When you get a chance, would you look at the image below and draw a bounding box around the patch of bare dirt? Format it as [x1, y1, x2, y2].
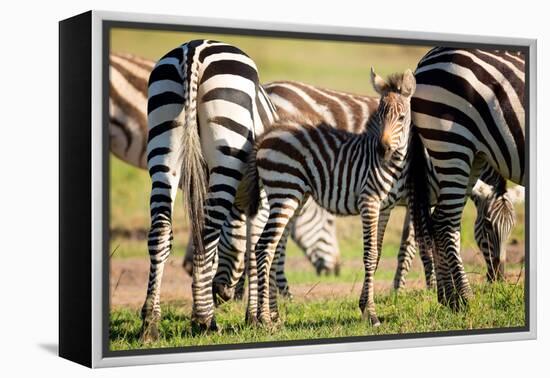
[110, 243, 524, 309]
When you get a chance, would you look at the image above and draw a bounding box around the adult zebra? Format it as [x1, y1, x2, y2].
[143, 40, 278, 338]
[409, 47, 525, 309]
[110, 52, 517, 298]
[109, 52, 341, 302]
[394, 176, 516, 289]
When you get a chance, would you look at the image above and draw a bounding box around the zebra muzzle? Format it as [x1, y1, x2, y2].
[378, 143, 392, 161]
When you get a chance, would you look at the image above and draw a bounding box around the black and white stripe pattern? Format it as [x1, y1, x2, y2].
[107, 53, 343, 299]
[237, 69, 417, 326]
[109, 53, 155, 169]
[393, 166, 518, 290]
[142, 40, 277, 338]
[409, 47, 525, 308]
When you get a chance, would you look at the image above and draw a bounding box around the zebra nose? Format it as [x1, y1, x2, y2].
[378, 142, 391, 160]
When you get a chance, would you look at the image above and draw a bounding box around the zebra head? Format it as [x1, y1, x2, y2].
[369, 68, 416, 162]
[471, 182, 516, 281]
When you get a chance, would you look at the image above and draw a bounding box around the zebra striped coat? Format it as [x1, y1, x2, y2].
[109, 52, 342, 301]
[237, 69, 417, 326]
[110, 52, 517, 298]
[409, 47, 525, 309]
[142, 40, 278, 338]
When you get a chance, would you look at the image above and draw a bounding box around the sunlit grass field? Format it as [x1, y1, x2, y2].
[109, 29, 526, 351]
[110, 282, 525, 350]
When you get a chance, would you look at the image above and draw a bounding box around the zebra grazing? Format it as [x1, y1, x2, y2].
[143, 40, 278, 338]
[393, 178, 516, 290]
[264, 81, 518, 292]
[237, 69, 417, 326]
[471, 177, 516, 281]
[110, 51, 519, 311]
[409, 48, 525, 309]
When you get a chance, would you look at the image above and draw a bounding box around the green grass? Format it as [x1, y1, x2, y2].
[110, 282, 525, 350]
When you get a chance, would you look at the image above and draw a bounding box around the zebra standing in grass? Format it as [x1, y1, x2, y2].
[264, 81, 518, 292]
[393, 178, 517, 290]
[108, 53, 341, 303]
[237, 69, 417, 326]
[409, 47, 525, 309]
[110, 53, 518, 297]
[143, 40, 279, 338]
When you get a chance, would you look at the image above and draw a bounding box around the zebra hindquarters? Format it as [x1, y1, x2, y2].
[189, 95, 257, 331]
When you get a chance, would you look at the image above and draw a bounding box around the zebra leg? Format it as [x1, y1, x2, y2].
[393, 211, 416, 290]
[212, 206, 247, 304]
[393, 211, 436, 290]
[245, 198, 269, 325]
[191, 183, 243, 332]
[275, 226, 292, 298]
[269, 245, 282, 322]
[244, 215, 258, 324]
[431, 194, 473, 310]
[141, 137, 183, 342]
[375, 207, 391, 270]
[358, 198, 381, 327]
[256, 199, 299, 326]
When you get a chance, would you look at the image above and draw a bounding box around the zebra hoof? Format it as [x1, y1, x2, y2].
[437, 284, 472, 311]
[191, 317, 220, 335]
[270, 310, 281, 323]
[370, 315, 381, 327]
[245, 311, 258, 326]
[139, 320, 160, 343]
[258, 313, 273, 328]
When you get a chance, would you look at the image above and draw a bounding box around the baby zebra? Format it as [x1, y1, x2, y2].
[237, 68, 417, 326]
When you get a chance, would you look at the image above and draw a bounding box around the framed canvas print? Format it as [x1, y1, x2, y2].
[59, 10, 537, 368]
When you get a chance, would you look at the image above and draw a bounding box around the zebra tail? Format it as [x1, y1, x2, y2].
[235, 144, 261, 217]
[407, 129, 437, 266]
[179, 60, 208, 260]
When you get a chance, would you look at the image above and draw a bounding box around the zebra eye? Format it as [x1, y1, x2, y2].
[398, 114, 406, 122]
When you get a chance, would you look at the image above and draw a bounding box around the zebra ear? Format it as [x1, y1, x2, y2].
[401, 69, 416, 97]
[370, 67, 387, 95]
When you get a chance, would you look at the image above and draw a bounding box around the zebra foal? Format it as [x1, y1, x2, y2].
[237, 69, 417, 326]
